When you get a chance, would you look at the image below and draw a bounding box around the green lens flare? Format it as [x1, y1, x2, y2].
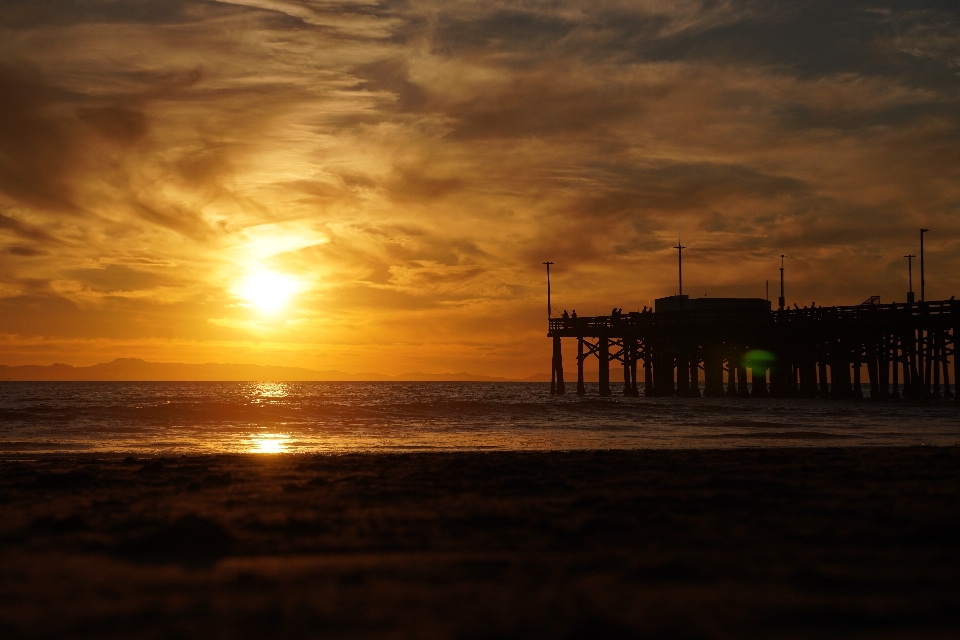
[742, 349, 776, 369]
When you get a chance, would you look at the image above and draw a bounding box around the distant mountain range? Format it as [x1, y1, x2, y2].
[0, 358, 553, 382]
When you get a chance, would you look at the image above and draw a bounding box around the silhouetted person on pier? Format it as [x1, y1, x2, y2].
[571, 310, 577, 318]
[561, 310, 569, 319]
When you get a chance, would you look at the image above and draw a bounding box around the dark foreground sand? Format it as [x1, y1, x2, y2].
[1, 447, 958, 639]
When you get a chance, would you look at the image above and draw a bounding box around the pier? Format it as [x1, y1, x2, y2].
[548, 296, 957, 402]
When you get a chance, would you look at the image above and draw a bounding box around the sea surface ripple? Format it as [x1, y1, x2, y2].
[0, 382, 957, 454]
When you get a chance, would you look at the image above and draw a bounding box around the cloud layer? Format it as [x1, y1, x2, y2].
[1, 0, 959, 374]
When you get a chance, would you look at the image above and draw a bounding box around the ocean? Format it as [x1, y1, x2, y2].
[1, 382, 957, 454]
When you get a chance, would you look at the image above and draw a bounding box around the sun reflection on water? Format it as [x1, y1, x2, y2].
[253, 382, 289, 398]
[249, 433, 290, 454]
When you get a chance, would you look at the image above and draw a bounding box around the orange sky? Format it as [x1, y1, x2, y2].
[1, 1, 959, 376]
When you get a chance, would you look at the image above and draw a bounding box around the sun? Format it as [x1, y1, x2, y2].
[236, 270, 301, 313]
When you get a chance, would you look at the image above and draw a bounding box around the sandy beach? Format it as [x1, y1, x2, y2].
[0, 447, 957, 639]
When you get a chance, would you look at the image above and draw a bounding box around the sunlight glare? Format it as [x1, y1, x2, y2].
[236, 270, 301, 313]
[250, 433, 289, 454]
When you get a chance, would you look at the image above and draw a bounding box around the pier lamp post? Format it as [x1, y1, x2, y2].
[778, 255, 788, 311]
[543, 261, 554, 319]
[543, 261, 565, 395]
[904, 255, 916, 303]
[674, 244, 686, 296]
[919, 229, 929, 302]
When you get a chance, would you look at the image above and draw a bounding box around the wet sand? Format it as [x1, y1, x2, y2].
[1, 447, 958, 639]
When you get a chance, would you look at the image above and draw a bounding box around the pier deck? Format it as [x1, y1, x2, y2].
[547, 296, 957, 401]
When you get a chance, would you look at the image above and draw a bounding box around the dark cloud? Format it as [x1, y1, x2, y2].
[431, 8, 579, 57]
[78, 106, 149, 143]
[0, 211, 62, 243]
[354, 57, 429, 112]
[0, 0, 204, 29]
[0, 62, 83, 213]
[422, 2, 960, 82]
[66, 264, 169, 293]
[385, 166, 464, 202]
[3, 245, 47, 257]
[0, 59, 208, 223]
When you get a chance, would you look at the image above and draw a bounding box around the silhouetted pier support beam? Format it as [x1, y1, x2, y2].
[620, 339, 629, 396]
[831, 359, 852, 399]
[703, 350, 724, 398]
[867, 341, 881, 399]
[751, 367, 767, 398]
[598, 335, 610, 397]
[768, 362, 784, 398]
[737, 363, 749, 398]
[899, 335, 909, 398]
[726, 360, 737, 397]
[676, 356, 689, 397]
[880, 339, 891, 399]
[943, 331, 953, 400]
[644, 353, 654, 396]
[623, 338, 639, 396]
[906, 332, 921, 398]
[932, 333, 942, 399]
[954, 300, 959, 405]
[818, 360, 829, 398]
[688, 357, 701, 397]
[943, 357, 953, 399]
[891, 339, 901, 399]
[880, 336, 894, 399]
[829, 362, 841, 399]
[654, 348, 673, 397]
[576, 337, 586, 396]
[773, 351, 794, 397]
[853, 361, 863, 399]
[550, 335, 565, 395]
[799, 360, 817, 398]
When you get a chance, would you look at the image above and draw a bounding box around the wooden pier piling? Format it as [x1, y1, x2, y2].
[551, 335, 565, 395]
[576, 337, 586, 396]
[598, 334, 610, 397]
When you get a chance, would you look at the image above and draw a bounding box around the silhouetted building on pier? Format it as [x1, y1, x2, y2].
[547, 296, 957, 402]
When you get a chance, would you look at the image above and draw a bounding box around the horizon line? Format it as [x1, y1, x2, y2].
[0, 358, 553, 382]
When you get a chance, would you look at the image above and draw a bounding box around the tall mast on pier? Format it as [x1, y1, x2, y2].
[542, 261, 554, 319]
[778, 255, 788, 310]
[920, 229, 929, 301]
[904, 254, 916, 303]
[674, 243, 686, 296]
